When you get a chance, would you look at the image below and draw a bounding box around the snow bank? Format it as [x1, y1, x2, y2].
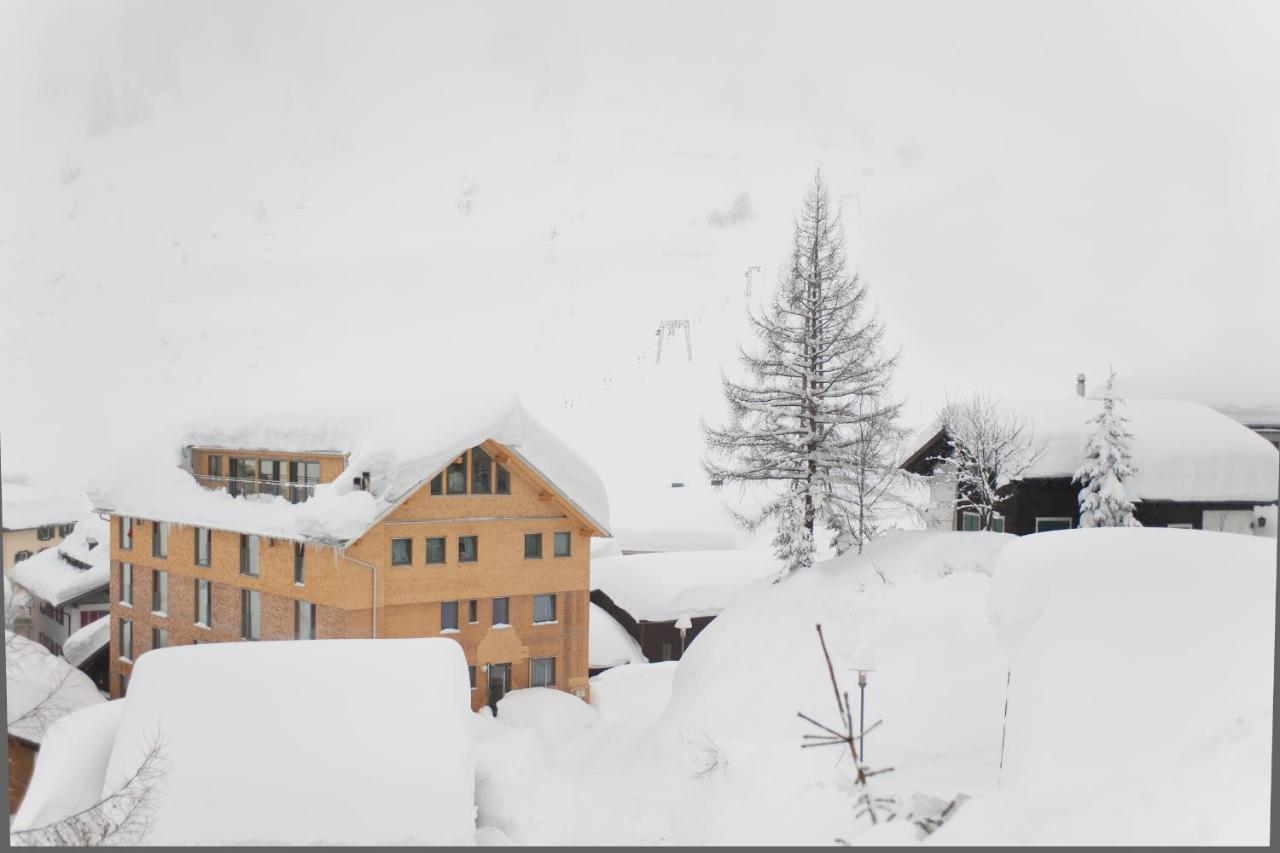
[942, 528, 1276, 844]
[905, 397, 1278, 502]
[62, 613, 111, 667]
[102, 639, 476, 845]
[6, 631, 105, 744]
[1, 481, 86, 530]
[12, 699, 126, 832]
[591, 546, 782, 622]
[589, 602, 647, 669]
[495, 687, 600, 752]
[88, 392, 610, 544]
[11, 515, 110, 607]
[588, 661, 678, 723]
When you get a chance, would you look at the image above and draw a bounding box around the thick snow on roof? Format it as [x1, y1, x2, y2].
[608, 483, 759, 553]
[62, 614, 110, 668]
[1218, 402, 1280, 428]
[11, 515, 110, 607]
[814, 528, 1015, 584]
[904, 397, 1278, 502]
[2, 481, 86, 530]
[589, 602, 647, 669]
[591, 546, 782, 622]
[6, 630, 106, 744]
[12, 699, 126, 833]
[101, 638, 475, 845]
[88, 392, 610, 544]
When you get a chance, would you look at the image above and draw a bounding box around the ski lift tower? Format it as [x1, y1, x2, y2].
[655, 319, 692, 363]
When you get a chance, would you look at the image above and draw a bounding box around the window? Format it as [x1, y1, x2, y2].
[195, 579, 211, 627]
[492, 597, 510, 625]
[430, 474, 443, 495]
[37, 524, 54, 541]
[446, 455, 467, 494]
[152, 627, 168, 650]
[207, 454, 223, 477]
[195, 527, 211, 566]
[118, 673, 130, 696]
[1034, 517, 1073, 533]
[441, 600, 459, 631]
[119, 516, 133, 550]
[524, 533, 543, 559]
[295, 600, 315, 640]
[152, 521, 169, 558]
[553, 532, 571, 558]
[530, 657, 556, 688]
[426, 537, 446, 564]
[496, 464, 510, 495]
[1168, 523, 1194, 529]
[240, 534, 259, 576]
[288, 460, 320, 502]
[57, 522, 74, 537]
[391, 538, 412, 566]
[80, 609, 106, 629]
[471, 446, 492, 494]
[119, 619, 133, 661]
[660, 641, 674, 661]
[458, 536, 478, 563]
[241, 589, 261, 640]
[229, 457, 256, 496]
[14, 550, 31, 562]
[152, 569, 168, 615]
[294, 542, 305, 584]
[991, 517, 1006, 533]
[533, 594, 556, 624]
[119, 562, 133, 606]
[468, 599, 478, 623]
[960, 512, 981, 532]
[259, 458, 281, 482]
[468, 665, 477, 690]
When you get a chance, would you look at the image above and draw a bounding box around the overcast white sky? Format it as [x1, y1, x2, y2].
[2, 0, 1278, 497]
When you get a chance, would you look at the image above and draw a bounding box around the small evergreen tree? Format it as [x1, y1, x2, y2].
[703, 171, 899, 579]
[1073, 370, 1141, 528]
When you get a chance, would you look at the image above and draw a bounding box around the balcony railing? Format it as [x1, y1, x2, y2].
[196, 475, 318, 504]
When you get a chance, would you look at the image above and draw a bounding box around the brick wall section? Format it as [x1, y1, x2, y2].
[109, 440, 598, 712]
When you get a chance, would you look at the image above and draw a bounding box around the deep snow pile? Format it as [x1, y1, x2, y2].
[6, 630, 105, 745]
[1, 481, 87, 530]
[12, 514, 110, 607]
[62, 613, 111, 667]
[591, 545, 783, 622]
[936, 528, 1275, 845]
[589, 602, 647, 669]
[99, 639, 476, 845]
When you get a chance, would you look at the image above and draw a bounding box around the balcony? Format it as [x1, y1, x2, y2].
[196, 475, 318, 504]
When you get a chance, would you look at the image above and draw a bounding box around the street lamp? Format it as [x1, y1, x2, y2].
[674, 615, 693, 657]
[849, 644, 877, 762]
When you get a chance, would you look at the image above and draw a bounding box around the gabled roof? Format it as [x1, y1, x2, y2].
[12, 515, 110, 608]
[1, 482, 86, 531]
[899, 397, 1279, 503]
[591, 546, 782, 622]
[88, 393, 610, 543]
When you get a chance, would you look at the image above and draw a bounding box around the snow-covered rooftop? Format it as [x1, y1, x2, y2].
[12, 515, 110, 607]
[2, 481, 86, 530]
[6, 630, 106, 745]
[1217, 402, 1280, 429]
[903, 397, 1278, 503]
[607, 483, 758, 553]
[87, 392, 610, 544]
[589, 602, 647, 669]
[591, 546, 782, 622]
[63, 614, 111, 668]
[100, 638, 476, 845]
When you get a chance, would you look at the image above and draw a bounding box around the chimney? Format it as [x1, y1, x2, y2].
[1076, 373, 1086, 398]
[671, 472, 685, 488]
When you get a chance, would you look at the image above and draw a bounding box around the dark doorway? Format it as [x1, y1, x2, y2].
[486, 662, 511, 713]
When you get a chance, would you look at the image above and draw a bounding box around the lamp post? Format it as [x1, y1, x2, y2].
[850, 644, 877, 762]
[675, 615, 692, 658]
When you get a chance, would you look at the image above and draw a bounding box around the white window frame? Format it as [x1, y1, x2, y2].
[1034, 517, 1074, 533]
[529, 656, 556, 688]
[533, 593, 556, 624]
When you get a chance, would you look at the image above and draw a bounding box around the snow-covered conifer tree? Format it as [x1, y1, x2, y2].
[703, 171, 900, 578]
[1073, 370, 1141, 528]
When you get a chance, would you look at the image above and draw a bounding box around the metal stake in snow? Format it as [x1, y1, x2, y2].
[744, 264, 761, 296]
[850, 644, 877, 762]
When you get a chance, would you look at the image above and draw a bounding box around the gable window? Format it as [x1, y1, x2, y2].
[119, 562, 133, 606]
[459, 536, 478, 563]
[152, 569, 168, 615]
[430, 474, 443, 495]
[524, 533, 543, 559]
[441, 600, 459, 632]
[37, 525, 55, 541]
[195, 579, 211, 627]
[119, 516, 133, 550]
[446, 455, 467, 494]
[553, 532, 571, 558]
[195, 527, 211, 566]
[496, 464, 510, 495]
[295, 600, 315, 640]
[471, 446, 492, 494]
[152, 627, 168, 650]
[240, 534, 260, 576]
[530, 657, 556, 688]
[468, 599, 478, 623]
[119, 619, 133, 661]
[241, 589, 261, 640]
[151, 521, 169, 558]
[391, 538, 412, 566]
[294, 542, 305, 584]
[492, 596, 510, 626]
[425, 537, 446, 564]
[533, 593, 556, 624]
[1034, 517, 1073, 533]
